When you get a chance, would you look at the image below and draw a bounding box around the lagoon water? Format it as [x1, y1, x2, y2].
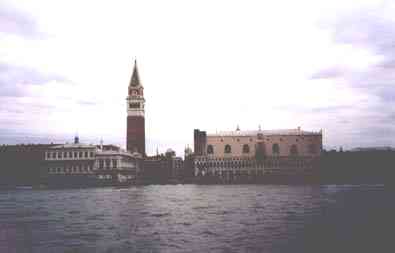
[0, 184, 390, 253]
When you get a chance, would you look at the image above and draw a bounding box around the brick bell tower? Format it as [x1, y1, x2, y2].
[126, 60, 146, 155]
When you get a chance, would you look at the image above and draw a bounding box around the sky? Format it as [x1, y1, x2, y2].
[1, 0, 395, 155]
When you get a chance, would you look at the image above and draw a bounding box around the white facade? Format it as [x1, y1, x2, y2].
[45, 142, 141, 182]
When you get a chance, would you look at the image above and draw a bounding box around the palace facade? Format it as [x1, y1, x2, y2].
[194, 127, 322, 182]
[44, 137, 142, 187]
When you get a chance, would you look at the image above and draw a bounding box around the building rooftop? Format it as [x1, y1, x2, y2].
[207, 127, 322, 137]
[50, 143, 97, 149]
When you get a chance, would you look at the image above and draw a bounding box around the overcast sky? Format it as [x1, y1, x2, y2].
[1, 0, 395, 155]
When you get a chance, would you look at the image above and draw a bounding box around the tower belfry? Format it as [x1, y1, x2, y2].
[126, 60, 146, 155]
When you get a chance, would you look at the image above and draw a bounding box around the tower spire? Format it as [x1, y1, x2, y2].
[129, 59, 141, 87]
[126, 58, 146, 156]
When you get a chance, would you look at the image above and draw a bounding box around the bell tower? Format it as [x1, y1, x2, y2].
[126, 60, 146, 155]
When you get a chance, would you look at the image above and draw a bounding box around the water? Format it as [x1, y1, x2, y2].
[0, 185, 390, 253]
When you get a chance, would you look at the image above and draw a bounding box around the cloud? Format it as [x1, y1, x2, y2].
[0, 63, 69, 97]
[310, 67, 346, 80]
[0, 3, 44, 38]
[313, 5, 395, 98]
[311, 5, 395, 116]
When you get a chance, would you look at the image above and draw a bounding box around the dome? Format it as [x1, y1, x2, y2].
[165, 148, 176, 158]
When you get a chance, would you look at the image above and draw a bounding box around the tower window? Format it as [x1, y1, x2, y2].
[242, 144, 250, 153]
[129, 103, 140, 109]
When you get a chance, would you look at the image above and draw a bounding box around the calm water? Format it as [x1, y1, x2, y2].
[0, 185, 390, 253]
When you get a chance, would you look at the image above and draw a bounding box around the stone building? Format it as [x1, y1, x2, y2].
[141, 149, 184, 184]
[0, 143, 58, 187]
[194, 126, 322, 182]
[44, 137, 141, 187]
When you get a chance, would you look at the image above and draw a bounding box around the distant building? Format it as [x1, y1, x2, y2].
[0, 143, 58, 187]
[193, 126, 322, 182]
[141, 149, 183, 183]
[182, 146, 195, 182]
[44, 137, 141, 187]
[350, 147, 394, 152]
[126, 60, 146, 155]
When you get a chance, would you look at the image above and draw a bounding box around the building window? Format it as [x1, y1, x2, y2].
[257, 133, 263, 140]
[64, 152, 68, 158]
[224, 144, 232, 154]
[249, 138, 253, 142]
[113, 160, 117, 168]
[79, 152, 83, 158]
[74, 152, 78, 158]
[242, 144, 250, 154]
[90, 152, 94, 157]
[129, 102, 140, 109]
[290, 144, 298, 156]
[52, 152, 56, 159]
[207, 145, 214, 154]
[272, 143, 280, 155]
[47, 152, 51, 159]
[69, 151, 72, 158]
[99, 160, 104, 169]
[84, 151, 88, 158]
[105, 159, 111, 169]
[237, 138, 240, 142]
[308, 144, 317, 154]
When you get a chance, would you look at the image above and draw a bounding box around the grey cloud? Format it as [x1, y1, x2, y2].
[0, 4, 44, 38]
[310, 105, 352, 113]
[77, 100, 98, 106]
[0, 63, 70, 97]
[351, 126, 395, 140]
[310, 67, 346, 80]
[312, 7, 395, 106]
[332, 12, 395, 56]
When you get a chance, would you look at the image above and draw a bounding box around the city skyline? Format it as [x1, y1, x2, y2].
[1, 0, 395, 155]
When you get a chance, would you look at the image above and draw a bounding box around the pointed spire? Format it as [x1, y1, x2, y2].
[129, 59, 141, 87]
